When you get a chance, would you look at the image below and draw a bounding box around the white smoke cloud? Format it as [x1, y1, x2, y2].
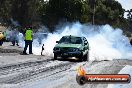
[10, 18, 20, 26]
[32, 22, 132, 61]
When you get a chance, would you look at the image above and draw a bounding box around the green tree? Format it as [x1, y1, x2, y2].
[40, 0, 89, 31]
[11, 0, 41, 27]
[90, 0, 124, 26]
[0, 0, 12, 25]
[126, 9, 132, 22]
[0, 0, 129, 32]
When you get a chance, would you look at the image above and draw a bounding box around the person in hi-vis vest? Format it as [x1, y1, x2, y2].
[23, 26, 33, 54]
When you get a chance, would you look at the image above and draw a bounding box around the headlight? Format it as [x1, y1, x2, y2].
[53, 47, 60, 51]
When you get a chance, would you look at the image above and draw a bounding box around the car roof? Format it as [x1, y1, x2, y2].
[63, 35, 83, 38]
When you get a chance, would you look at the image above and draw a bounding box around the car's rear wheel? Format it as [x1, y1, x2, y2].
[54, 53, 57, 60]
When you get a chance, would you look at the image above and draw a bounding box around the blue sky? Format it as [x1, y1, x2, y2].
[116, 0, 132, 10]
[116, 0, 132, 18]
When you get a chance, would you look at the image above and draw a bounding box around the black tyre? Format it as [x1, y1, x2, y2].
[54, 53, 57, 60]
[78, 54, 83, 62]
[76, 75, 86, 85]
[83, 51, 89, 61]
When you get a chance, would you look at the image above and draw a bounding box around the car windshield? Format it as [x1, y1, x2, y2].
[59, 36, 82, 44]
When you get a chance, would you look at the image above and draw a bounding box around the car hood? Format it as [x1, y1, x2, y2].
[55, 43, 82, 48]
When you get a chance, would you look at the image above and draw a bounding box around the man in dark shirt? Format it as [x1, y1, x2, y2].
[130, 39, 132, 45]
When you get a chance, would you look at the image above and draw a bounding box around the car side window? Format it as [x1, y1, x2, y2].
[83, 37, 88, 43]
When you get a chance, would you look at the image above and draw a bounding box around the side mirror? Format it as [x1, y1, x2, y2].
[56, 41, 59, 43]
[84, 41, 88, 45]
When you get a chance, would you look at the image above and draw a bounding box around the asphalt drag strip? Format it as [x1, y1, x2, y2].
[0, 58, 77, 84]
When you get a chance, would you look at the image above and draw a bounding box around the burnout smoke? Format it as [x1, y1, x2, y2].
[33, 22, 132, 61]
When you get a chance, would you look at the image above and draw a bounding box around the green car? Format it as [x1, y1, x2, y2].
[53, 35, 89, 61]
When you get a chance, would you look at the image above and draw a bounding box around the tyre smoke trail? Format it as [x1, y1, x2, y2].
[32, 22, 132, 60]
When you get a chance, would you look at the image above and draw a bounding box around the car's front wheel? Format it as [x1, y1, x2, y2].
[78, 53, 83, 62]
[83, 51, 89, 61]
[54, 53, 57, 60]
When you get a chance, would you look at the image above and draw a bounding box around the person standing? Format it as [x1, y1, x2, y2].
[130, 39, 132, 45]
[0, 31, 4, 46]
[23, 26, 33, 54]
[12, 29, 19, 46]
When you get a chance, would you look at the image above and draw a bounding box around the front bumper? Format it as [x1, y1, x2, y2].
[53, 51, 82, 57]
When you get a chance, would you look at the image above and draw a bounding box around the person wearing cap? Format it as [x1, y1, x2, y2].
[23, 26, 33, 54]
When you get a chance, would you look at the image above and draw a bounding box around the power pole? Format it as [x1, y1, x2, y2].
[92, 0, 96, 25]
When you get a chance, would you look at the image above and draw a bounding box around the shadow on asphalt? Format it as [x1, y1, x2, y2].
[52, 58, 84, 62]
